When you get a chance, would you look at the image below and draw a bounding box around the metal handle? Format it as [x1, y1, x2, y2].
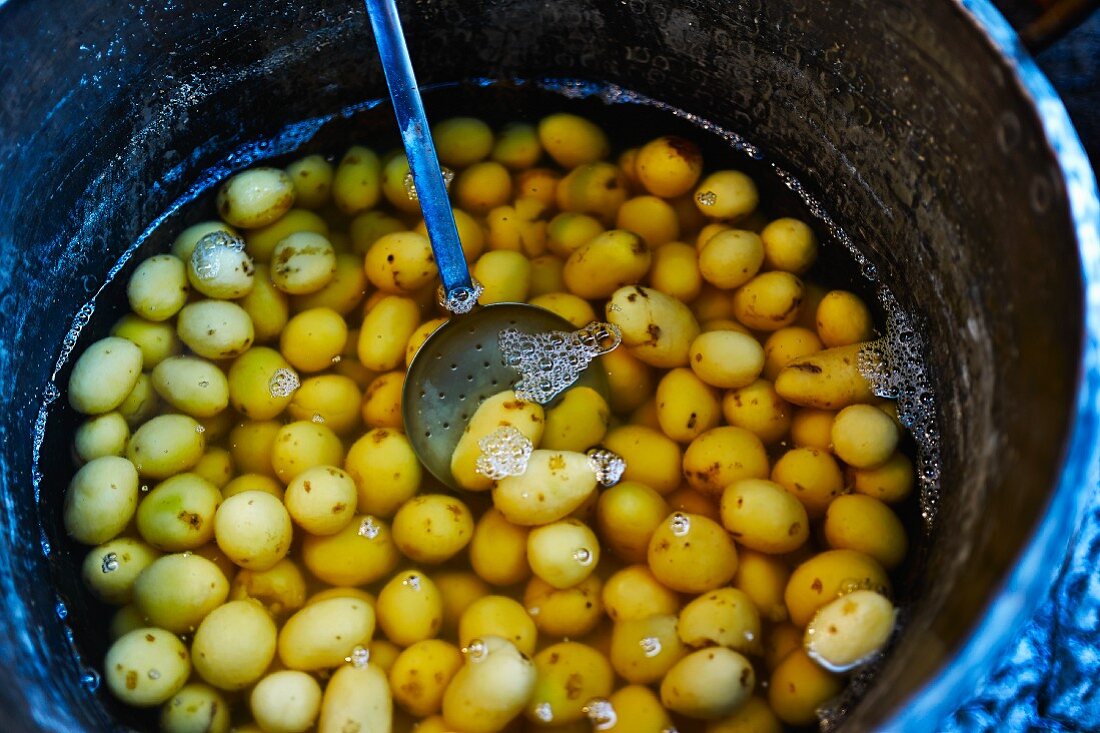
[364, 0, 477, 312]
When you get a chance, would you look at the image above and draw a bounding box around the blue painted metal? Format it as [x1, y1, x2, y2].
[364, 0, 472, 303]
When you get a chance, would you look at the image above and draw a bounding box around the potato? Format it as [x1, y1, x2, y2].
[150, 356, 228, 419]
[816, 290, 874, 347]
[117, 373, 158, 427]
[804, 589, 897, 671]
[82, 537, 160, 606]
[443, 636, 536, 733]
[278, 596, 376, 670]
[127, 254, 189, 322]
[244, 208, 330, 263]
[691, 283, 735, 323]
[110, 605, 146, 642]
[228, 419, 282, 477]
[358, 295, 420, 371]
[648, 241, 702, 303]
[682, 426, 769, 497]
[595, 481, 668, 564]
[74, 412, 130, 463]
[526, 642, 613, 725]
[493, 450, 597, 526]
[765, 622, 803, 671]
[288, 374, 363, 434]
[527, 519, 600, 589]
[523, 574, 603, 638]
[301, 514, 400, 586]
[286, 154, 334, 209]
[284, 465, 357, 536]
[470, 507, 530, 587]
[771, 447, 846, 519]
[458, 596, 538, 657]
[63, 455, 139, 544]
[556, 162, 627, 225]
[720, 479, 809, 554]
[492, 122, 542, 169]
[132, 553, 229, 633]
[546, 212, 604, 258]
[452, 390, 545, 491]
[762, 327, 824, 381]
[278, 307, 348, 373]
[655, 367, 721, 442]
[270, 420, 345, 484]
[647, 512, 738, 594]
[731, 271, 803, 331]
[170, 221, 236, 261]
[665, 486, 720, 522]
[706, 695, 782, 733]
[616, 195, 679, 247]
[104, 628, 190, 707]
[784, 549, 891, 627]
[767, 650, 843, 726]
[602, 425, 681, 495]
[317, 663, 392, 733]
[831, 403, 899, 468]
[761, 217, 817, 275]
[599, 346, 654, 414]
[473, 250, 532, 303]
[850, 451, 915, 503]
[404, 318, 448, 369]
[823, 494, 908, 569]
[68, 337, 143, 415]
[635, 135, 703, 198]
[661, 647, 755, 720]
[214, 490, 292, 571]
[774, 343, 876, 409]
[605, 285, 700, 368]
[390, 639, 464, 717]
[160, 683, 231, 733]
[609, 614, 686, 684]
[187, 231, 255, 299]
[271, 232, 337, 294]
[456, 161, 513, 215]
[291, 253, 368, 316]
[190, 447, 232, 489]
[689, 330, 765, 389]
[678, 587, 761, 655]
[563, 230, 651, 299]
[602, 564, 680, 622]
[541, 386, 610, 452]
[136, 473, 221, 551]
[721, 378, 793, 445]
[366, 231, 439, 294]
[377, 570, 443, 646]
[596, 685, 675, 733]
[177, 300, 254, 359]
[531, 254, 567, 292]
[229, 558, 307, 618]
[732, 549, 790, 623]
[392, 494, 475, 564]
[434, 571, 490, 635]
[344, 428, 421, 516]
[217, 167, 295, 228]
[332, 145, 381, 214]
[240, 264, 290, 342]
[368, 639, 401, 674]
[250, 670, 322, 733]
[538, 113, 608, 168]
[352, 210, 406, 253]
[693, 170, 758, 220]
[414, 207, 487, 261]
[433, 117, 494, 167]
[698, 230, 764, 290]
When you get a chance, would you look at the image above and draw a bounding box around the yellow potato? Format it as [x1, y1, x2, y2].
[649, 241, 703, 303]
[365, 231, 439, 293]
[784, 549, 891, 627]
[317, 663, 392, 733]
[300, 514, 400, 586]
[660, 647, 755, 720]
[816, 290, 874, 347]
[774, 343, 877, 409]
[456, 161, 513, 215]
[546, 212, 604, 259]
[332, 145, 381, 214]
[269, 419, 344, 484]
[760, 217, 817, 274]
[493, 448, 599, 526]
[458, 596, 538, 657]
[81, 537, 160, 606]
[377, 570, 444, 646]
[731, 271, 803, 331]
[677, 587, 762, 655]
[171, 221, 237, 261]
[606, 285, 700, 368]
[767, 650, 843, 726]
[249, 670, 323, 733]
[443, 636, 536, 733]
[214, 490, 293, 571]
[191, 599, 277, 690]
[104, 628, 191, 707]
[228, 420, 281, 478]
[405, 317, 448, 368]
[720, 478, 809, 554]
[523, 574, 603, 638]
[368, 638, 402, 674]
[345, 428, 421, 516]
[600, 346, 655, 414]
[655, 367, 721, 442]
[229, 558, 307, 618]
[228, 347, 298, 420]
[240, 264, 290, 343]
[595, 481, 669, 564]
[647, 512, 738, 593]
[538, 113, 609, 168]
[286, 154, 334, 209]
[492, 122, 542, 169]
[732, 549, 790, 623]
[435, 571, 491, 635]
[555, 162, 627, 225]
[390, 639, 464, 717]
[284, 465, 357, 536]
[287, 374, 363, 434]
[616, 195, 679, 247]
[698, 230, 764, 290]
[602, 425, 682, 495]
[541, 386, 610, 452]
[721, 378, 793, 445]
[150, 356, 229, 418]
[762, 327, 825, 383]
[470, 507, 530, 587]
[831, 403, 899, 467]
[191, 447, 233, 489]
[600, 685, 676, 733]
[434, 117, 494, 167]
[132, 553, 228, 633]
[127, 254, 189, 322]
[635, 135, 703, 198]
[117, 373, 158, 427]
[602, 564, 680, 622]
[665, 486, 721, 522]
[243, 208, 330, 263]
[526, 642, 614, 725]
[693, 170, 758, 220]
[823, 494, 908, 569]
[850, 451, 915, 503]
[187, 232, 255, 299]
[689, 330, 765, 389]
[352, 209, 407, 253]
[392, 494, 474, 564]
[271, 232, 337, 295]
[136, 473, 221, 551]
[358, 295, 421, 371]
[473, 249, 532, 304]
[68, 336, 143, 415]
[609, 614, 687, 684]
[705, 695, 782, 733]
[279, 307, 348, 373]
[771, 447, 846, 519]
[278, 596, 376, 670]
[764, 622, 803, 671]
[217, 168, 295, 228]
[682, 426, 769, 496]
[177, 300, 255, 359]
[804, 589, 897, 671]
[527, 519, 600, 589]
[528, 254, 564, 296]
[73, 412, 130, 463]
[63, 455, 140, 545]
[109, 605, 145, 642]
[291, 252, 369, 315]
[160, 683, 231, 733]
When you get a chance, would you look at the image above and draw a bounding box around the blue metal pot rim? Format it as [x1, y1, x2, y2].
[879, 2, 1100, 730]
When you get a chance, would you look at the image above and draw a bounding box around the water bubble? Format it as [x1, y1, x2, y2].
[194, 425, 206, 434]
[345, 645, 370, 668]
[140, 484, 151, 494]
[330, 355, 342, 364]
[358, 517, 381, 539]
[403, 574, 422, 590]
[464, 639, 487, 662]
[101, 552, 120, 573]
[587, 448, 625, 486]
[404, 167, 456, 200]
[311, 414, 326, 424]
[55, 601, 68, 620]
[695, 190, 717, 206]
[639, 636, 662, 657]
[147, 669, 161, 680]
[534, 702, 554, 723]
[191, 231, 245, 280]
[572, 548, 593, 566]
[527, 606, 541, 617]
[476, 425, 534, 480]
[669, 513, 691, 537]
[584, 698, 618, 731]
[79, 668, 101, 692]
[500, 322, 622, 404]
[268, 368, 300, 398]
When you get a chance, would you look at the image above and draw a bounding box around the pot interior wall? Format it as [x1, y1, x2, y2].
[0, 0, 1083, 730]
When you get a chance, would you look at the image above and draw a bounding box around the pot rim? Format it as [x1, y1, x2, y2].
[879, 1, 1100, 729]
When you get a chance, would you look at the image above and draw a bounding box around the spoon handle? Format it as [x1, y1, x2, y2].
[365, 0, 476, 311]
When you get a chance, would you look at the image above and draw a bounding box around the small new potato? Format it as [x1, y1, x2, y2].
[132, 553, 229, 634]
[731, 271, 804, 331]
[244, 209, 330, 263]
[523, 574, 603, 637]
[278, 596, 376, 670]
[214, 490, 293, 571]
[470, 508, 530, 587]
[689, 330, 765, 389]
[763, 327, 824, 381]
[286, 154, 334, 209]
[187, 232, 255, 299]
[655, 367, 721, 442]
[602, 425, 682, 495]
[823, 494, 908, 569]
[332, 146, 381, 214]
[392, 494, 474, 565]
[279, 307, 348, 373]
[458, 596, 538, 657]
[605, 285, 701, 368]
[635, 135, 703, 198]
[389, 640, 464, 717]
[63, 455, 139, 545]
[68, 337, 143, 415]
[435, 571, 490, 635]
[271, 232, 337, 295]
[284, 465, 357, 536]
[240, 264, 290, 342]
[104, 628, 191, 707]
[73, 412, 130, 463]
[732, 549, 791, 623]
[177, 300, 255, 359]
[706, 696, 782, 733]
[617, 195, 679, 247]
[541, 386, 610, 452]
[492, 122, 542, 169]
[609, 614, 687, 684]
[850, 451, 916, 503]
[596, 481, 669, 563]
[761, 217, 817, 275]
[602, 685, 676, 733]
[127, 414, 206, 480]
[682, 426, 769, 496]
[317, 663, 392, 733]
[136, 473, 221, 551]
[472, 249, 532, 303]
[270, 420, 345, 483]
[555, 162, 627, 225]
[771, 447, 846, 519]
[767, 650, 843, 726]
[288, 374, 363, 434]
[526, 642, 614, 725]
[677, 587, 762, 655]
[358, 295, 420, 371]
[365, 231, 438, 293]
[301, 515, 400, 586]
[118, 373, 158, 427]
[547, 212, 604, 258]
[649, 241, 703, 303]
[161, 683, 231, 733]
[694, 170, 758, 219]
[229, 558, 307, 618]
[456, 161, 513, 215]
[151, 356, 229, 418]
[442, 636, 536, 733]
[434, 117, 495, 167]
[831, 404, 899, 468]
[216, 168, 295, 228]
[721, 378, 793, 445]
[816, 290, 874, 347]
[538, 113, 609, 168]
[784, 549, 891, 627]
[228, 419, 282, 477]
[647, 512, 738, 593]
[291, 252, 369, 315]
[344, 428, 421, 516]
[698, 230, 764, 290]
[451, 390, 545, 492]
[660, 647, 755, 720]
[493, 449, 598, 526]
[250, 670, 323, 733]
[376, 570, 443, 646]
[774, 343, 876, 409]
[527, 518, 600, 589]
[128, 255, 189, 321]
[804, 590, 897, 671]
[81, 537, 160, 605]
[602, 564, 681, 622]
[720, 479, 809, 554]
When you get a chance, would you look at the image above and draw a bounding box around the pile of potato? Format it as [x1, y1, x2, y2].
[62, 111, 914, 732]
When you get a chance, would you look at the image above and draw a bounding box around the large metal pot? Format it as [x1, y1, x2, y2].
[0, 1, 1097, 730]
